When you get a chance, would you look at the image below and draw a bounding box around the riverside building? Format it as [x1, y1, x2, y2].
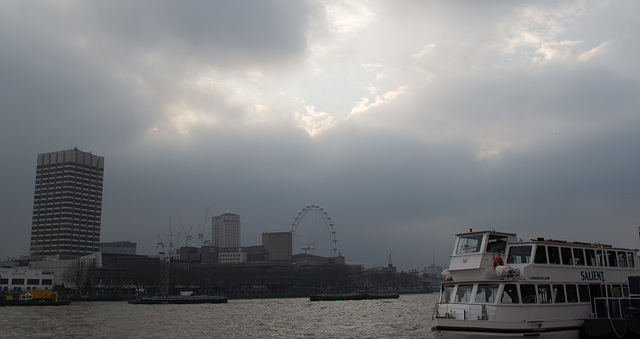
[212, 213, 243, 263]
[212, 213, 241, 248]
[29, 148, 105, 257]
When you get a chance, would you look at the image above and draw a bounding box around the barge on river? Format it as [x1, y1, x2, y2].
[1, 290, 70, 306]
[310, 292, 399, 301]
[129, 293, 228, 305]
[432, 229, 640, 338]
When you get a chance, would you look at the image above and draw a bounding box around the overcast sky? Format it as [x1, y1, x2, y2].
[2, 1, 639, 270]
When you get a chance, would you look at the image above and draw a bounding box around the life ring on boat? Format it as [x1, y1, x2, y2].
[493, 255, 504, 268]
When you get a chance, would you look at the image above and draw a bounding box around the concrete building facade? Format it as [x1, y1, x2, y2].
[218, 247, 246, 264]
[262, 232, 292, 261]
[30, 148, 105, 257]
[201, 246, 219, 264]
[0, 268, 55, 293]
[212, 213, 241, 248]
[99, 241, 137, 255]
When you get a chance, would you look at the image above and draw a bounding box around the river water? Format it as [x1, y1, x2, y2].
[1, 293, 438, 338]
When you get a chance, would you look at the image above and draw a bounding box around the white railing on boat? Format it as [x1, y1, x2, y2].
[434, 302, 489, 320]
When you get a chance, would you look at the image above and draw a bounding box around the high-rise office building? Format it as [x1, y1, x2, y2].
[212, 213, 243, 264]
[211, 213, 241, 248]
[30, 148, 105, 257]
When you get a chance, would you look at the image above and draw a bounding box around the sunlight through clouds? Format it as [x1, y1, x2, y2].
[323, 0, 375, 35]
[534, 40, 582, 62]
[577, 40, 613, 61]
[499, 6, 570, 58]
[165, 101, 218, 136]
[294, 105, 337, 136]
[348, 86, 410, 116]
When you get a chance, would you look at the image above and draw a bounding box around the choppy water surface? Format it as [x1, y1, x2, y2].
[0, 293, 438, 338]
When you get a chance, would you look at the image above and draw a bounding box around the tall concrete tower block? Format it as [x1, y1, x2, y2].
[30, 148, 105, 257]
[212, 213, 241, 248]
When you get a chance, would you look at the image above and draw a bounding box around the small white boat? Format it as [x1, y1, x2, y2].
[432, 229, 640, 338]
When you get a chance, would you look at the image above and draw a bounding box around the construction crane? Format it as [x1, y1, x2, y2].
[157, 216, 175, 256]
[175, 210, 193, 247]
[197, 206, 210, 247]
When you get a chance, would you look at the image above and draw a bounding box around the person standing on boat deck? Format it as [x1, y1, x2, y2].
[493, 253, 504, 268]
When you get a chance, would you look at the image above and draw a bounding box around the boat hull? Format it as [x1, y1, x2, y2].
[129, 296, 228, 304]
[1, 300, 71, 306]
[309, 293, 399, 301]
[432, 319, 581, 339]
[581, 318, 640, 339]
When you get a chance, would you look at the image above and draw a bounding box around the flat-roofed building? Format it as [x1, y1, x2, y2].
[218, 247, 246, 264]
[0, 268, 55, 293]
[100, 241, 137, 255]
[30, 148, 105, 257]
[212, 213, 241, 248]
[262, 232, 292, 261]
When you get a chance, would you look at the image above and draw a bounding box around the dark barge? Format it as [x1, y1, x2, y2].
[309, 292, 399, 301]
[129, 295, 228, 305]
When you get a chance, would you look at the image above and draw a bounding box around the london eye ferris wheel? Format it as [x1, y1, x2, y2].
[290, 205, 338, 257]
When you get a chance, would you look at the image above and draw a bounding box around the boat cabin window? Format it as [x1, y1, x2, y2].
[456, 235, 483, 254]
[608, 284, 623, 298]
[538, 284, 552, 303]
[520, 284, 536, 304]
[561, 247, 573, 265]
[547, 246, 561, 264]
[585, 249, 597, 266]
[553, 284, 565, 303]
[441, 285, 454, 303]
[573, 248, 585, 266]
[501, 284, 519, 304]
[534, 245, 547, 264]
[475, 284, 499, 303]
[454, 284, 474, 303]
[599, 284, 607, 297]
[607, 251, 618, 267]
[486, 234, 508, 254]
[507, 246, 532, 264]
[566, 285, 578, 302]
[596, 250, 605, 266]
[617, 252, 627, 268]
[578, 285, 590, 302]
[627, 252, 635, 268]
[630, 277, 640, 295]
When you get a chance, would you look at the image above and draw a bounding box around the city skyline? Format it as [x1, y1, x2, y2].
[2, 1, 640, 271]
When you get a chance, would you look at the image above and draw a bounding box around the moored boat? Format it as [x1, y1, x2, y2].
[1, 289, 70, 306]
[432, 229, 640, 338]
[129, 294, 228, 304]
[310, 292, 399, 301]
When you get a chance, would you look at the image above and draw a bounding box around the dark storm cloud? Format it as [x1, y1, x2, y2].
[0, 0, 322, 258]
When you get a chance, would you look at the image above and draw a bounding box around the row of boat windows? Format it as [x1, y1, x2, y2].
[441, 283, 627, 305]
[456, 234, 509, 255]
[507, 245, 635, 268]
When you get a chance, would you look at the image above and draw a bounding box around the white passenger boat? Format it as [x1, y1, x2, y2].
[432, 229, 640, 338]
